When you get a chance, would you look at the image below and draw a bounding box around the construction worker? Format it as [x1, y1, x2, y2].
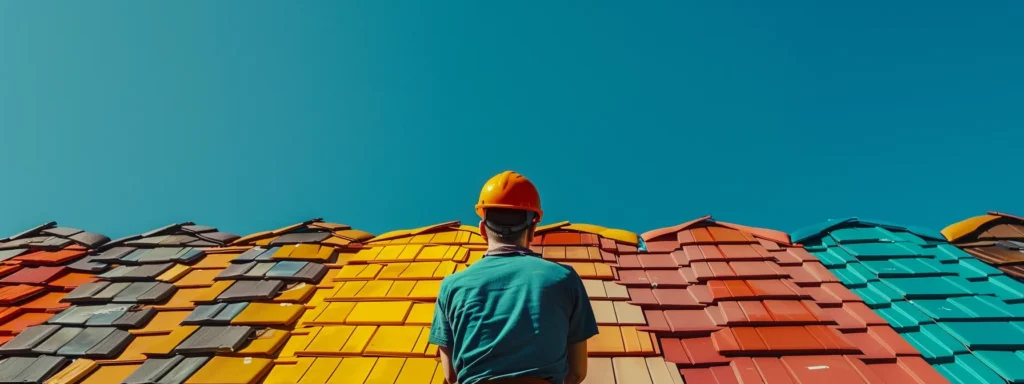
[428, 171, 599, 384]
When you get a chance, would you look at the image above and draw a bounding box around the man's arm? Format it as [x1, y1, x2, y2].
[565, 340, 588, 384]
[439, 346, 457, 384]
[565, 271, 599, 384]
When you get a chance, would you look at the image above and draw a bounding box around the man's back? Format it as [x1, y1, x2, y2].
[429, 254, 598, 384]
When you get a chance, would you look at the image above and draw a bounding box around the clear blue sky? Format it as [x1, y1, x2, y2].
[1, 2, 1021, 239]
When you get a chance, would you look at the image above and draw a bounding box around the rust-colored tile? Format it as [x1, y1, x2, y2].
[708, 262, 737, 279]
[638, 253, 677, 269]
[618, 270, 650, 286]
[719, 301, 747, 324]
[803, 286, 843, 307]
[664, 309, 717, 333]
[642, 310, 670, 332]
[50, 272, 95, 289]
[711, 329, 741, 353]
[762, 300, 816, 323]
[730, 358, 767, 384]
[756, 326, 824, 352]
[821, 283, 863, 302]
[845, 303, 887, 326]
[842, 331, 896, 361]
[680, 337, 730, 365]
[22, 292, 68, 311]
[653, 288, 701, 308]
[646, 270, 688, 287]
[613, 357, 653, 384]
[737, 301, 772, 324]
[724, 280, 755, 298]
[751, 357, 796, 384]
[708, 281, 732, 300]
[805, 325, 856, 352]
[896, 356, 950, 384]
[867, 326, 919, 356]
[699, 245, 725, 260]
[780, 356, 865, 384]
[688, 285, 713, 304]
[732, 327, 768, 351]
[619, 255, 642, 269]
[0, 312, 50, 333]
[628, 288, 658, 306]
[821, 307, 867, 332]
[660, 338, 690, 364]
[746, 280, 800, 298]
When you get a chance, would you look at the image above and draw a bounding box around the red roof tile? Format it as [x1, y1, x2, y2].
[632, 217, 948, 383]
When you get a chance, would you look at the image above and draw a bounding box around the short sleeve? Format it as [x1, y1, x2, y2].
[566, 271, 600, 345]
[428, 283, 454, 348]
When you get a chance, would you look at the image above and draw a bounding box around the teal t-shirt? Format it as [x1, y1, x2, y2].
[428, 253, 599, 384]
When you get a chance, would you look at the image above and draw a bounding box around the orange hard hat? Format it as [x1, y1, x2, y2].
[475, 171, 543, 223]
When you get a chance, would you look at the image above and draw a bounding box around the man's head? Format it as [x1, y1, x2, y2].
[475, 171, 544, 247]
[479, 208, 537, 246]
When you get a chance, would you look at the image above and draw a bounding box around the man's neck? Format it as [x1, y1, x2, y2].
[486, 241, 534, 255]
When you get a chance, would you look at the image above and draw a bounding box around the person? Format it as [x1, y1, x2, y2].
[428, 171, 600, 384]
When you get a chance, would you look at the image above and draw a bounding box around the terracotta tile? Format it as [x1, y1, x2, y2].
[711, 365, 742, 384]
[638, 254, 677, 269]
[762, 300, 816, 323]
[781, 266, 819, 285]
[719, 302, 747, 324]
[731, 327, 767, 352]
[21, 292, 68, 311]
[689, 285, 714, 304]
[724, 280, 755, 299]
[731, 262, 782, 278]
[544, 247, 567, 260]
[680, 336, 731, 365]
[691, 228, 715, 243]
[738, 302, 773, 324]
[803, 287, 843, 307]
[844, 303, 887, 326]
[653, 288, 701, 308]
[659, 338, 690, 364]
[600, 238, 617, 252]
[642, 310, 670, 332]
[821, 307, 867, 332]
[545, 233, 581, 245]
[707, 305, 727, 326]
[712, 329, 741, 353]
[600, 249, 616, 262]
[0, 285, 44, 305]
[708, 281, 732, 300]
[803, 262, 839, 284]
[755, 326, 823, 352]
[614, 357, 654, 384]
[594, 263, 614, 279]
[675, 247, 698, 264]
[708, 226, 748, 243]
[843, 357, 892, 384]
[719, 244, 767, 261]
[896, 356, 950, 384]
[679, 368, 718, 383]
[692, 262, 715, 281]
[842, 331, 895, 361]
[804, 325, 856, 352]
[780, 356, 865, 384]
[16, 249, 84, 265]
[665, 309, 718, 334]
[730, 358, 767, 384]
[749, 357, 795, 384]
[628, 288, 659, 306]
[618, 244, 638, 254]
[866, 326, 918, 356]
[821, 283, 863, 302]
[699, 245, 725, 260]
[647, 270, 688, 288]
[709, 262, 737, 279]
[1, 266, 66, 284]
[746, 280, 800, 299]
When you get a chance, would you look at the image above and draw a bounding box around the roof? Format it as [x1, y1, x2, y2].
[0, 222, 110, 369]
[942, 212, 1024, 279]
[636, 216, 947, 383]
[792, 217, 946, 244]
[2, 220, 351, 384]
[798, 217, 1024, 383]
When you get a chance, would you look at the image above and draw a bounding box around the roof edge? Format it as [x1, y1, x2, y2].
[793, 217, 945, 244]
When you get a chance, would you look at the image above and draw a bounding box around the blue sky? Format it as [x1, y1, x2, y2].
[1, 2, 1021, 239]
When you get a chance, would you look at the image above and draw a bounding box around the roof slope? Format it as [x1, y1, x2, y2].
[640, 217, 947, 384]
[797, 218, 1024, 384]
[0, 223, 109, 382]
[943, 211, 1024, 278]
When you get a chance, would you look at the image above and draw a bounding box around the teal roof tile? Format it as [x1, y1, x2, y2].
[936, 354, 1007, 384]
[974, 351, 1024, 383]
[795, 218, 1024, 383]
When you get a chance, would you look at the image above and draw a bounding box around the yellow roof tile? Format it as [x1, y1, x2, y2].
[346, 301, 413, 325]
[458, 225, 482, 235]
[321, 237, 352, 248]
[415, 246, 449, 261]
[599, 228, 639, 245]
[306, 326, 355, 355]
[184, 356, 272, 384]
[237, 329, 290, 357]
[369, 230, 412, 243]
[265, 358, 314, 384]
[429, 231, 457, 244]
[131, 310, 192, 336]
[312, 302, 355, 325]
[374, 246, 404, 261]
[410, 234, 435, 244]
[274, 283, 316, 303]
[396, 358, 439, 384]
[334, 229, 374, 242]
[110, 334, 166, 363]
[351, 247, 383, 262]
[328, 357, 377, 383]
[397, 245, 423, 261]
[431, 361, 447, 383]
[399, 262, 440, 279]
[364, 357, 407, 382]
[385, 281, 416, 299]
[536, 221, 572, 233]
[315, 245, 338, 260]
[254, 236, 277, 247]
[942, 213, 1002, 242]
[378, 263, 409, 279]
[408, 281, 441, 300]
[174, 269, 222, 288]
[45, 358, 98, 384]
[80, 364, 138, 384]
[340, 326, 377, 355]
[433, 261, 457, 278]
[279, 327, 320, 359]
[192, 253, 238, 269]
[205, 246, 253, 254]
[142, 325, 198, 355]
[192, 280, 234, 304]
[232, 302, 305, 326]
[405, 303, 434, 326]
[286, 244, 324, 261]
[412, 328, 431, 355]
[335, 281, 367, 298]
[356, 280, 393, 298]
[299, 358, 343, 384]
[231, 230, 274, 246]
[156, 264, 191, 283]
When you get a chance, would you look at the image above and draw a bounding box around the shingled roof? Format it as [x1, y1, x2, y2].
[943, 211, 1024, 279]
[796, 217, 1024, 384]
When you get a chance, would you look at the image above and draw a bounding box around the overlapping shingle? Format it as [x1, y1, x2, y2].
[943, 211, 1024, 280]
[0, 222, 110, 383]
[638, 217, 948, 384]
[795, 217, 1024, 384]
[31, 222, 241, 384]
